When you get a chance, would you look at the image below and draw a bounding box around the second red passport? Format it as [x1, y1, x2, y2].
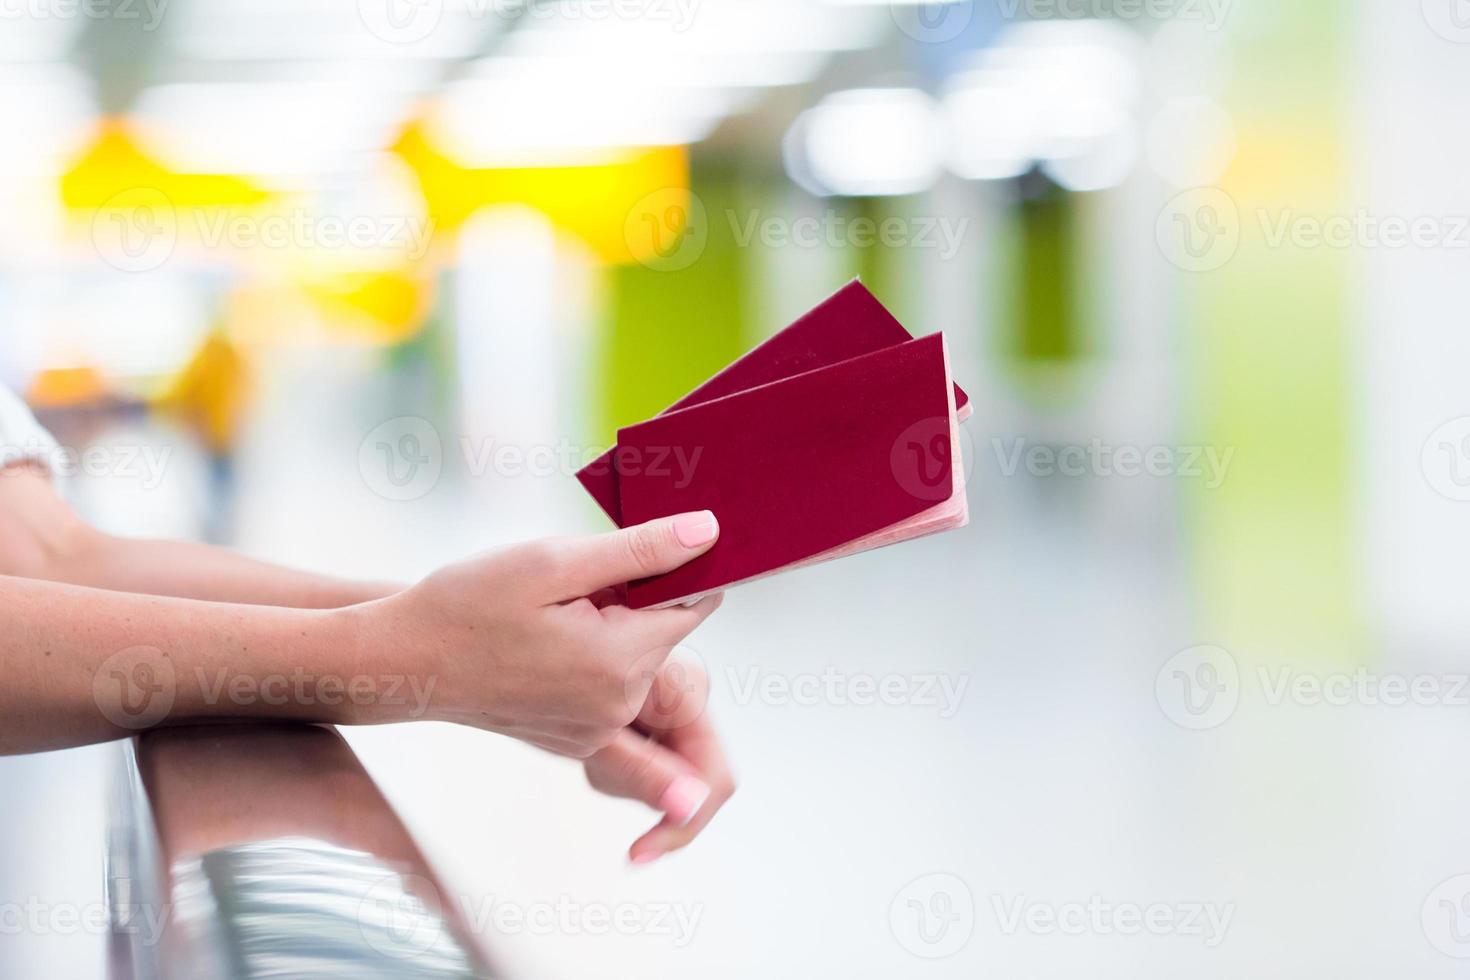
[617, 332, 963, 609]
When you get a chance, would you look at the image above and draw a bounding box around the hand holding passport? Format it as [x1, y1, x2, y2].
[577, 281, 970, 608]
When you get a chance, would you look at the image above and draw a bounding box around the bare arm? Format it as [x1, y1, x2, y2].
[0, 465, 398, 606]
[0, 460, 736, 860]
[0, 572, 355, 754]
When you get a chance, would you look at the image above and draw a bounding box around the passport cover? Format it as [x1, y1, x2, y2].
[617, 333, 967, 609]
[577, 279, 970, 526]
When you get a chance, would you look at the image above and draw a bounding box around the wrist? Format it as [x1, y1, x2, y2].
[304, 578, 405, 610]
[323, 593, 435, 726]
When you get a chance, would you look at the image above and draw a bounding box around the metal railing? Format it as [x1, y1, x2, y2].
[107, 724, 499, 979]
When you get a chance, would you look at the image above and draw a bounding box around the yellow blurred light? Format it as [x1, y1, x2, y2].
[392, 117, 689, 266]
[295, 268, 439, 346]
[60, 119, 270, 211]
[154, 330, 249, 453]
[26, 366, 109, 409]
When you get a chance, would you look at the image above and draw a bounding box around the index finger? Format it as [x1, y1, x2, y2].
[628, 674, 737, 864]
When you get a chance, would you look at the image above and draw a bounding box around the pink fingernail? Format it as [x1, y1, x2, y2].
[659, 775, 711, 826]
[672, 511, 718, 549]
[631, 851, 659, 866]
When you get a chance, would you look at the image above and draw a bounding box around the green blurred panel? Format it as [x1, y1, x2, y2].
[850, 195, 924, 326]
[598, 179, 750, 445]
[1189, 0, 1359, 656]
[1013, 184, 1080, 364]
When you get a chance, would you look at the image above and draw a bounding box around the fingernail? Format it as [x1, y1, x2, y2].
[659, 774, 711, 826]
[630, 850, 660, 866]
[672, 511, 718, 549]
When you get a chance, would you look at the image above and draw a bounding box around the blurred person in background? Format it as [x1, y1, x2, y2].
[0, 382, 733, 865]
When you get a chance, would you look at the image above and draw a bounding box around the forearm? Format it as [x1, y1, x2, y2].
[0, 574, 373, 755]
[54, 532, 401, 607]
[0, 465, 400, 607]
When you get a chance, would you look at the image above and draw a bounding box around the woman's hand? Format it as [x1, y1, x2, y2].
[583, 658, 738, 865]
[355, 511, 722, 755]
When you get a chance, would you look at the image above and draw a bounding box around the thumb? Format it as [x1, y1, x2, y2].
[552, 511, 719, 599]
[584, 729, 711, 827]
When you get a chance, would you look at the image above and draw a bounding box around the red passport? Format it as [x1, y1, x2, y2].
[576, 279, 970, 525]
[615, 332, 968, 609]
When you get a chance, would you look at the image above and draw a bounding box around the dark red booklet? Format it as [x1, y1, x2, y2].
[616, 333, 968, 609]
[576, 279, 970, 526]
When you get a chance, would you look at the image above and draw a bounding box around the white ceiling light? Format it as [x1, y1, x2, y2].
[797, 88, 946, 197]
[133, 76, 422, 179]
[0, 20, 82, 63]
[429, 58, 744, 167]
[940, 19, 1143, 190]
[0, 64, 94, 177]
[167, 0, 497, 60]
[943, 71, 1033, 181]
[1148, 19, 1233, 100]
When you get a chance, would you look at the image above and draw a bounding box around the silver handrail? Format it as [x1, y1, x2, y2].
[107, 724, 499, 980]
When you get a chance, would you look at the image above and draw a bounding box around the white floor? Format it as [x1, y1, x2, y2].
[4, 382, 1470, 978]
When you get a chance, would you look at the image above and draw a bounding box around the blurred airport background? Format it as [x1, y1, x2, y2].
[4, 0, 1470, 975]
